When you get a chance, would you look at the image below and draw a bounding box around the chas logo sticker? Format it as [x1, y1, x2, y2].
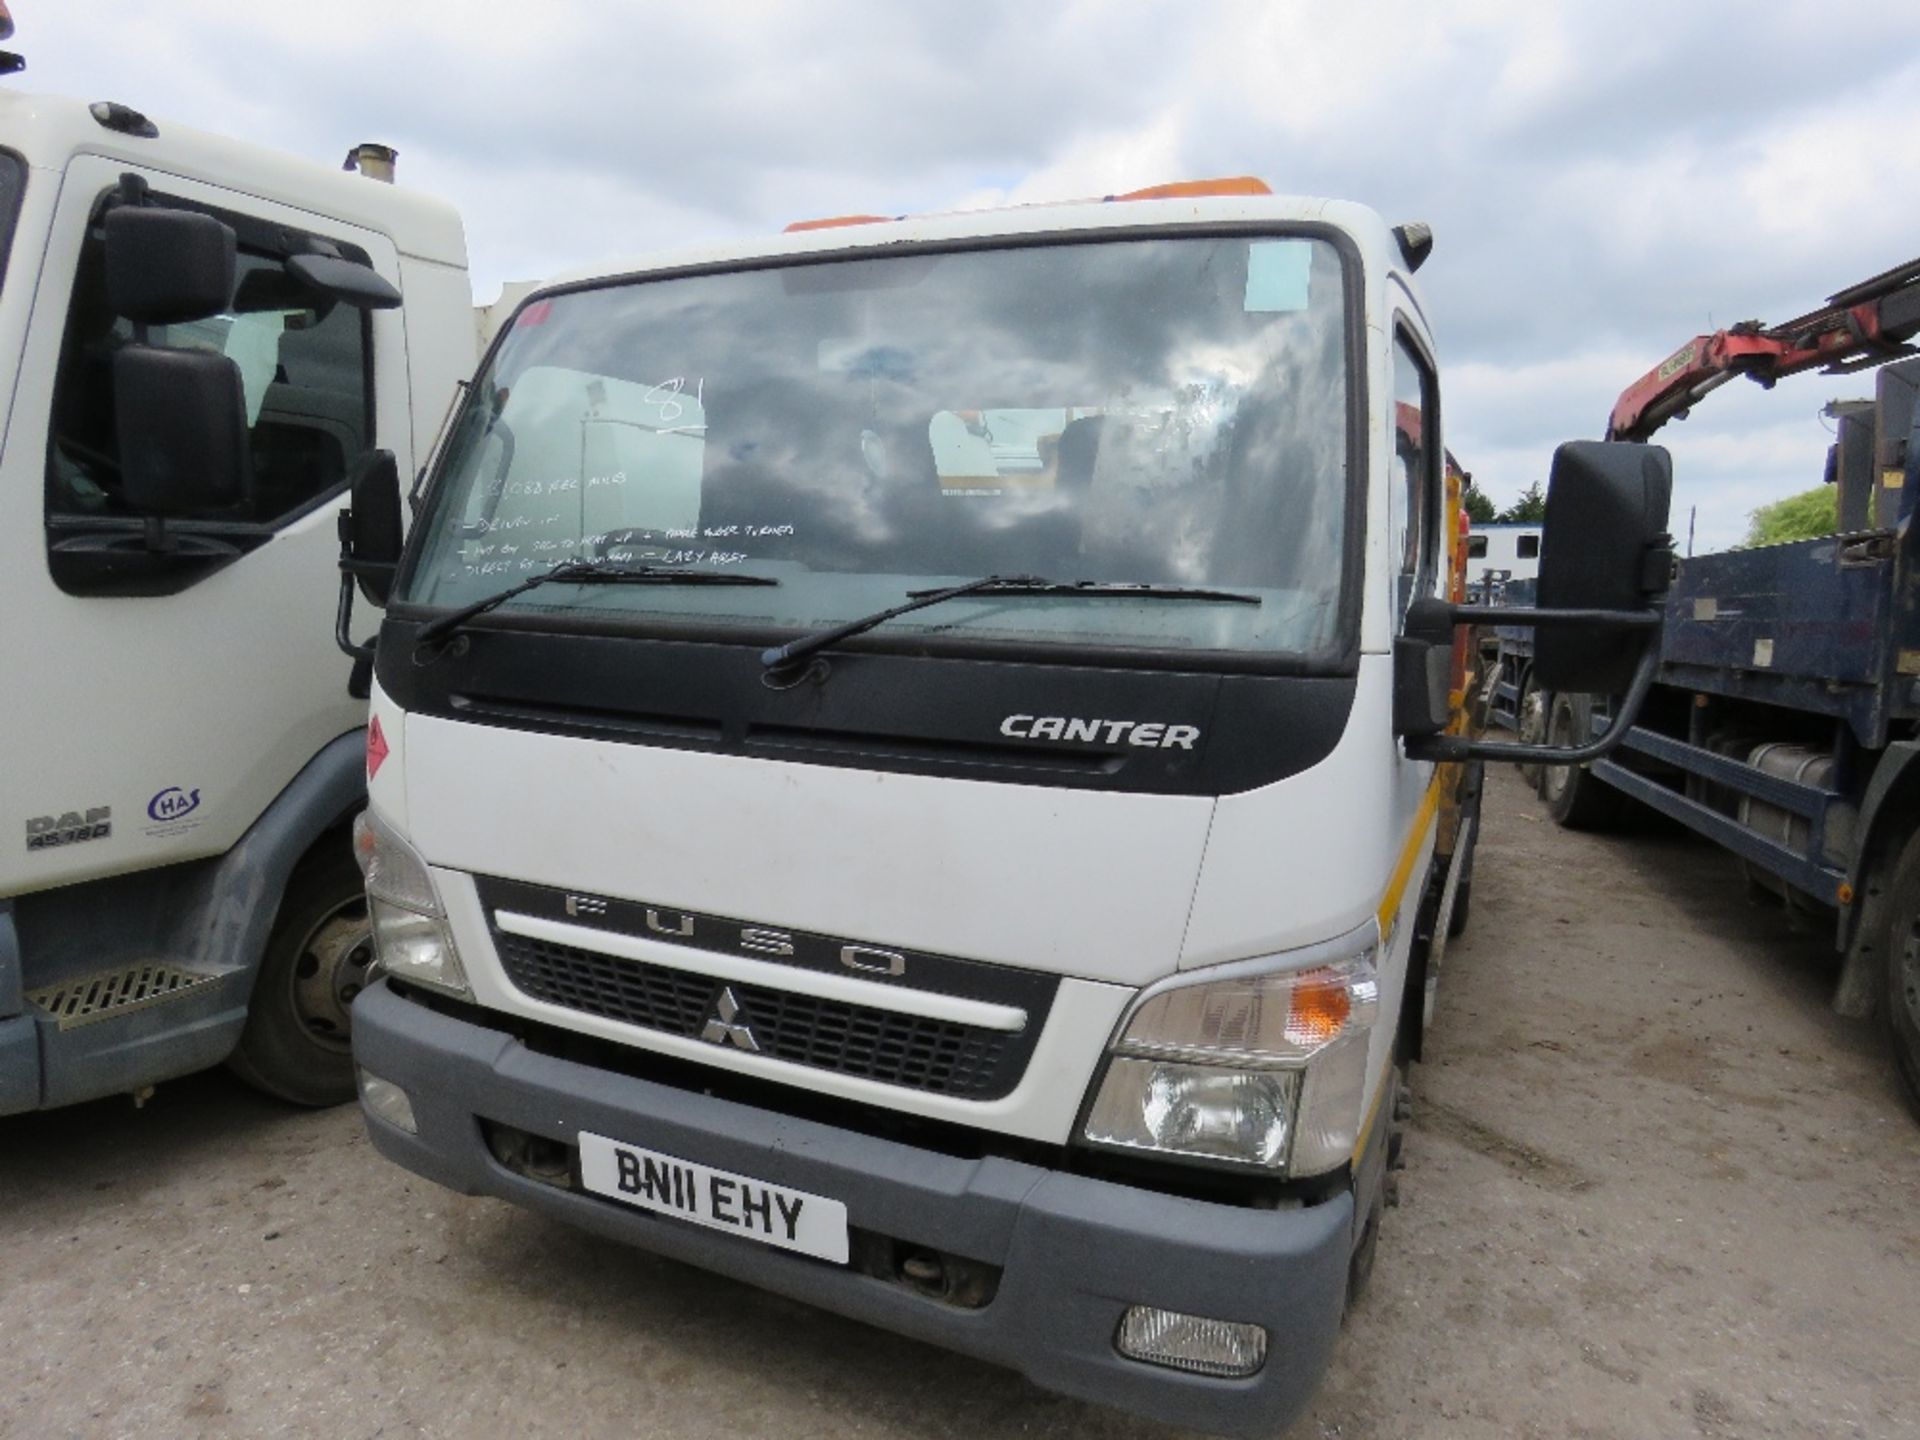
[144, 785, 205, 837]
[147, 787, 201, 823]
[25, 806, 112, 851]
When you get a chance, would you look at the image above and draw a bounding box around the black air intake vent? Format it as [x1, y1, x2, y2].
[450, 693, 725, 746]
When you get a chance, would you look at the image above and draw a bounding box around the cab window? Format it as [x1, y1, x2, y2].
[1390, 331, 1439, 616]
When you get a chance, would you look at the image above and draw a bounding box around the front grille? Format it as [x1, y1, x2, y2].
[495, 932, 1026, 1099]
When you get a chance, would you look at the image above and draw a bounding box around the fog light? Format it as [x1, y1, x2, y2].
[358, 1068, 417, 1134]
[1116, 1305, 1268, 1378]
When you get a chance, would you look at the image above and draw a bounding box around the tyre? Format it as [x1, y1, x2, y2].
[1877, 830, 1920, 1121]
[1347, 1064, 1408, 1304]
[1541, 693, 1622, 830]
[1347, 1171, 1385, 1304]
[228, 839, 375, 1107]
[1447, 879, 1473, 939]
[1515, 669, 1548, 790]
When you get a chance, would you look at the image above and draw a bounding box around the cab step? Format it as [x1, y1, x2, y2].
[25, 961, 221, 1030]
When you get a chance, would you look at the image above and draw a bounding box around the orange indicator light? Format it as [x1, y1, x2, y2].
[1283, 969, 1352, 1047]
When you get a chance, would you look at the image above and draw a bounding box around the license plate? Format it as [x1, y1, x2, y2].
[577, 1131, 850, 1264]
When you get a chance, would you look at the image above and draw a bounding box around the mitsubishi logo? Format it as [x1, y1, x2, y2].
[700, 986, 761, 1052]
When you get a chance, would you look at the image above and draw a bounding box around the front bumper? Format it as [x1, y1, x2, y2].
[354, 980, 1356, 1437]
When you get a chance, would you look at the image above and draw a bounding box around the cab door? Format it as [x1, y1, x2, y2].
[0, 153, 409, 900]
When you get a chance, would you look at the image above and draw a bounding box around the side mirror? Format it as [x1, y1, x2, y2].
[104, 206, 237, 324]
[335, 450, 404, 682]
[113, 345, 250, 528]
[1393, 596, 1454, 737]
[1533, 441, 1675, 693]
[344, 449, 403, 605]
[1403, 440, 1672, 766]
[286, 252, 402, 311]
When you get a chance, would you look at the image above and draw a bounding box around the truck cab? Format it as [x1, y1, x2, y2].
[345, 182, 1665, 1433]
[1464, 520, 1542, 602]
[0, 89, 473, 1112]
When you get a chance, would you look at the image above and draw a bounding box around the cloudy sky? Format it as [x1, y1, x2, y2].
[18, 1, 1920, 551]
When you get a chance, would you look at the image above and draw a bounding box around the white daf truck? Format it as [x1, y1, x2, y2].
[0, 68, 473, 1113]
[340, 180, 1673, 1433]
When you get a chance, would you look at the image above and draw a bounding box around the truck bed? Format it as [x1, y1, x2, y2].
[1658, 530, 1916, 747]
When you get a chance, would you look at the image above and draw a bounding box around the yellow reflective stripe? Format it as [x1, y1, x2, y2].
[1348, 782, 1445, 1167]
[1375, 779, 1443, 933]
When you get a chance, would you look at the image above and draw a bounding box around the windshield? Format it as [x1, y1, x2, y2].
[404, 234, 1354, 659]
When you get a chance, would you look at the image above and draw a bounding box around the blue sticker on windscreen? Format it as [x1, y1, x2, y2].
[1244, 240, 1312, 313]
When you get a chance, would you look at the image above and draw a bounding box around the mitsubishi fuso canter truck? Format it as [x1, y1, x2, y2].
[336, 178, 1674, 1434]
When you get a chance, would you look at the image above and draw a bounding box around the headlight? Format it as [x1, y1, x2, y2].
[351, 809, 469, 997]
[1081, 934, 1379, 1176]
[1084, 1061, 1299, 1166]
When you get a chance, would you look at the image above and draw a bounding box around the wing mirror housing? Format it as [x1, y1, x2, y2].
[104, 204, 237, 324]
[345, 449, 404, 603]
[101, 179, 251, 544]
[1392, 597, 1454, 737]
[48, 187, 252, 579]
[1532, 441, 1675, 693]
[335, 450, 404, 687]
[286, 251, 402, 311]
[1403, 440, 1674, 764]
[112, 345, 251, 549]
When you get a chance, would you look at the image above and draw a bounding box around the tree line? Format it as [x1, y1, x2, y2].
[1465, 473, 1836, 549]
[1462, 478, 1542, 525]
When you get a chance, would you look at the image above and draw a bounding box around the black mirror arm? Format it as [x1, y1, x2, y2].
[1405, 625, 1662, 764]
[334, 569, 375, 665]
[333, 508, 390, 665]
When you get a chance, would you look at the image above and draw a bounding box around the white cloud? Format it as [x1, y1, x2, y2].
[11, 0, 1918, 551]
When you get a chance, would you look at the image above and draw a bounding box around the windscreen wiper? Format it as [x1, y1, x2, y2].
[415, 560, 777, 647]
[909, 579, 1263, 604]
[760, 574, 1259, 672]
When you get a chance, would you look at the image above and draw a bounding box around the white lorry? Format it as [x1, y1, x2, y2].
[1464, 519, 1543, 600]
[340, 180, 1673, 1433]
[0, 75, 473, 1112]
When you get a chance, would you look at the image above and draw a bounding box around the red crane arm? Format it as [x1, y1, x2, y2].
[1607, 254, 1920, 442]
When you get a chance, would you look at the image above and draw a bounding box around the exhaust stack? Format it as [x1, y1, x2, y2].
[0, 0, 24, 75]
[343, 143, 398, 184]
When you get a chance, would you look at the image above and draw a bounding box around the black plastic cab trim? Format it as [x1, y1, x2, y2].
[378, 620, 1358, 798]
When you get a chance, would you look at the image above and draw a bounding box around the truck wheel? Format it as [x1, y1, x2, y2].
[1347, 1064, 1407, 1305]
[1541, 693, 1621, 830]
[1516, 671, 1548, 790]
[1879, 831, 1920, 1120]
[1447, 878, 1473, 939]
[227, 842, 374, 1107]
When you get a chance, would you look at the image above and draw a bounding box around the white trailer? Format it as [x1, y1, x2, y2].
[0, 85, 473, 1112]
[1464, 519, 1542, 600]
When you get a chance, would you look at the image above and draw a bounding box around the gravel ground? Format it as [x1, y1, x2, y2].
[3, 766, 1917, 1440]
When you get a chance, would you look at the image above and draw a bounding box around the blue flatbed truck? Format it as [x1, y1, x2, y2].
[1486, 255, 1920, 1117]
